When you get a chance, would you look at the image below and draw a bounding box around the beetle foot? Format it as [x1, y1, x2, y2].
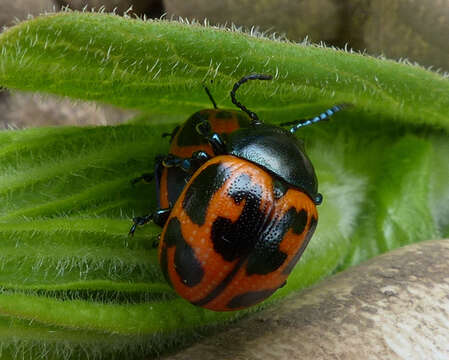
[131, 172, 154, 186]
[129, 214, 153, 236]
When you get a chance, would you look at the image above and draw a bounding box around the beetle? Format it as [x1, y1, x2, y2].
[131, 74, 347, 311]
[129, 86, 253, 231]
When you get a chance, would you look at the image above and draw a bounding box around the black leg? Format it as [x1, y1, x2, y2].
[131, 155, 165, 186]
[152, 234, 161, 248]
[131, 172, 154, 186]
[129, 208, 171, 236]
[161, 125, 180, 143]
[162, 151, 211, 174]
[162, 154, 192, 172]
[207, 133, 227, 155]
[153, 208, 171, 227]
[191, 150, 211, 163]
[129, 214, 153, 236]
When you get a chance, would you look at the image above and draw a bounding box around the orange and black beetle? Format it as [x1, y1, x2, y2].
[130, 87, 252, 226]
[130, 74, 346, 311]
[156, 99, 252, 213]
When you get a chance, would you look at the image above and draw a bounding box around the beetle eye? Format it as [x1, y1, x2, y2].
[314, 193, 323, 205]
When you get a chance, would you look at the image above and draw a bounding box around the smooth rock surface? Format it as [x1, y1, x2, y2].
[164, 239, 449, 360]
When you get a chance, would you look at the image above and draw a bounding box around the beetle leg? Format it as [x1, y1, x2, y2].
[162, 152, 211, 174]
[129, 208, 171, 236]
[161, 124, 180, 143]
[162, 154, 192, 172]
[191, 150, 211, 163]
[129, 214, 153, 236]
[152, 234, 161, 248]
[131, 172, 154, 186]
[131, 155, 164, 186]
[207, 133, 227, 155]
[153, 208, 171, 227]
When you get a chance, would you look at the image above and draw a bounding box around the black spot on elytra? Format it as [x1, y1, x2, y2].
[227, 288, 279, 309]
[163, 217, 204, 287]
[174, 239, 204, 287]
[246, 207, 307, 276]
[176, 112, 209, 147]
[163, 217, 181, 247]
[245, 241, 287, 276]
[211, 173, 268, 262]
[211, 174, 311, 276]
[292, 209, 308, 234]
[183, 163, 231, 225]
[192, 170, 315, 307]
[282, 215, 318, 275]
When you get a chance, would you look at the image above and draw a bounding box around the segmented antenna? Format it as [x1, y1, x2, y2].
[282, 104, 349, 133]
[204, 86, 218, 109]
[230, 74, 272, 125]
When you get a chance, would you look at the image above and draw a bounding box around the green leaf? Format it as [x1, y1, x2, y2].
[0, 11, 448, 359]
[1, 12, 448, 127]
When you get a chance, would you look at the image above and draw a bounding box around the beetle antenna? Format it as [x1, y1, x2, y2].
[230, 74, 272, 125]
[204, 86, 218, 109]
[282, 104, 350, 133]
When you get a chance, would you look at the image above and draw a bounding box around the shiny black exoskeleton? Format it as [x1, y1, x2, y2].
[225, 124, 319, 204]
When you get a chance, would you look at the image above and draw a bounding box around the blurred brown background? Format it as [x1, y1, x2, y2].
[1, 0, 448, 128]
[166, 0, 449, 72]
